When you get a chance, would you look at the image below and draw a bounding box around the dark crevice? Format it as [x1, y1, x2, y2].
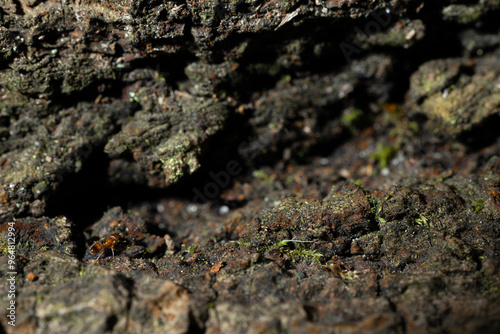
[43, 145, 194, 257]
[461, 113, 500, 149]
[44, 146, 111, 256]
[11, 0, 24, 15]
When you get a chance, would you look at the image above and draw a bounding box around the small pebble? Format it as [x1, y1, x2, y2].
[157, 203, 164, 213]
[187, 204, 198, 213]
[219, 205, 229, 215]
[319, 157, 329, 166]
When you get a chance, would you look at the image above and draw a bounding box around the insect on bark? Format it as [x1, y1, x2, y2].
[89, 233, 122, 260]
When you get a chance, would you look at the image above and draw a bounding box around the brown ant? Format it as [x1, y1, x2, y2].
[89, 233, 122, 260]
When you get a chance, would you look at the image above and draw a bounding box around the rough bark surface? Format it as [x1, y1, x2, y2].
[1, 0, 500, 333]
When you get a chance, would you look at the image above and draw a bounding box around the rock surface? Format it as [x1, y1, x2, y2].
[1, 0, 500, 333]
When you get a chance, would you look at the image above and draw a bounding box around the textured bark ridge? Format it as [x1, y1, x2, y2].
[1, 0, 500, 333]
